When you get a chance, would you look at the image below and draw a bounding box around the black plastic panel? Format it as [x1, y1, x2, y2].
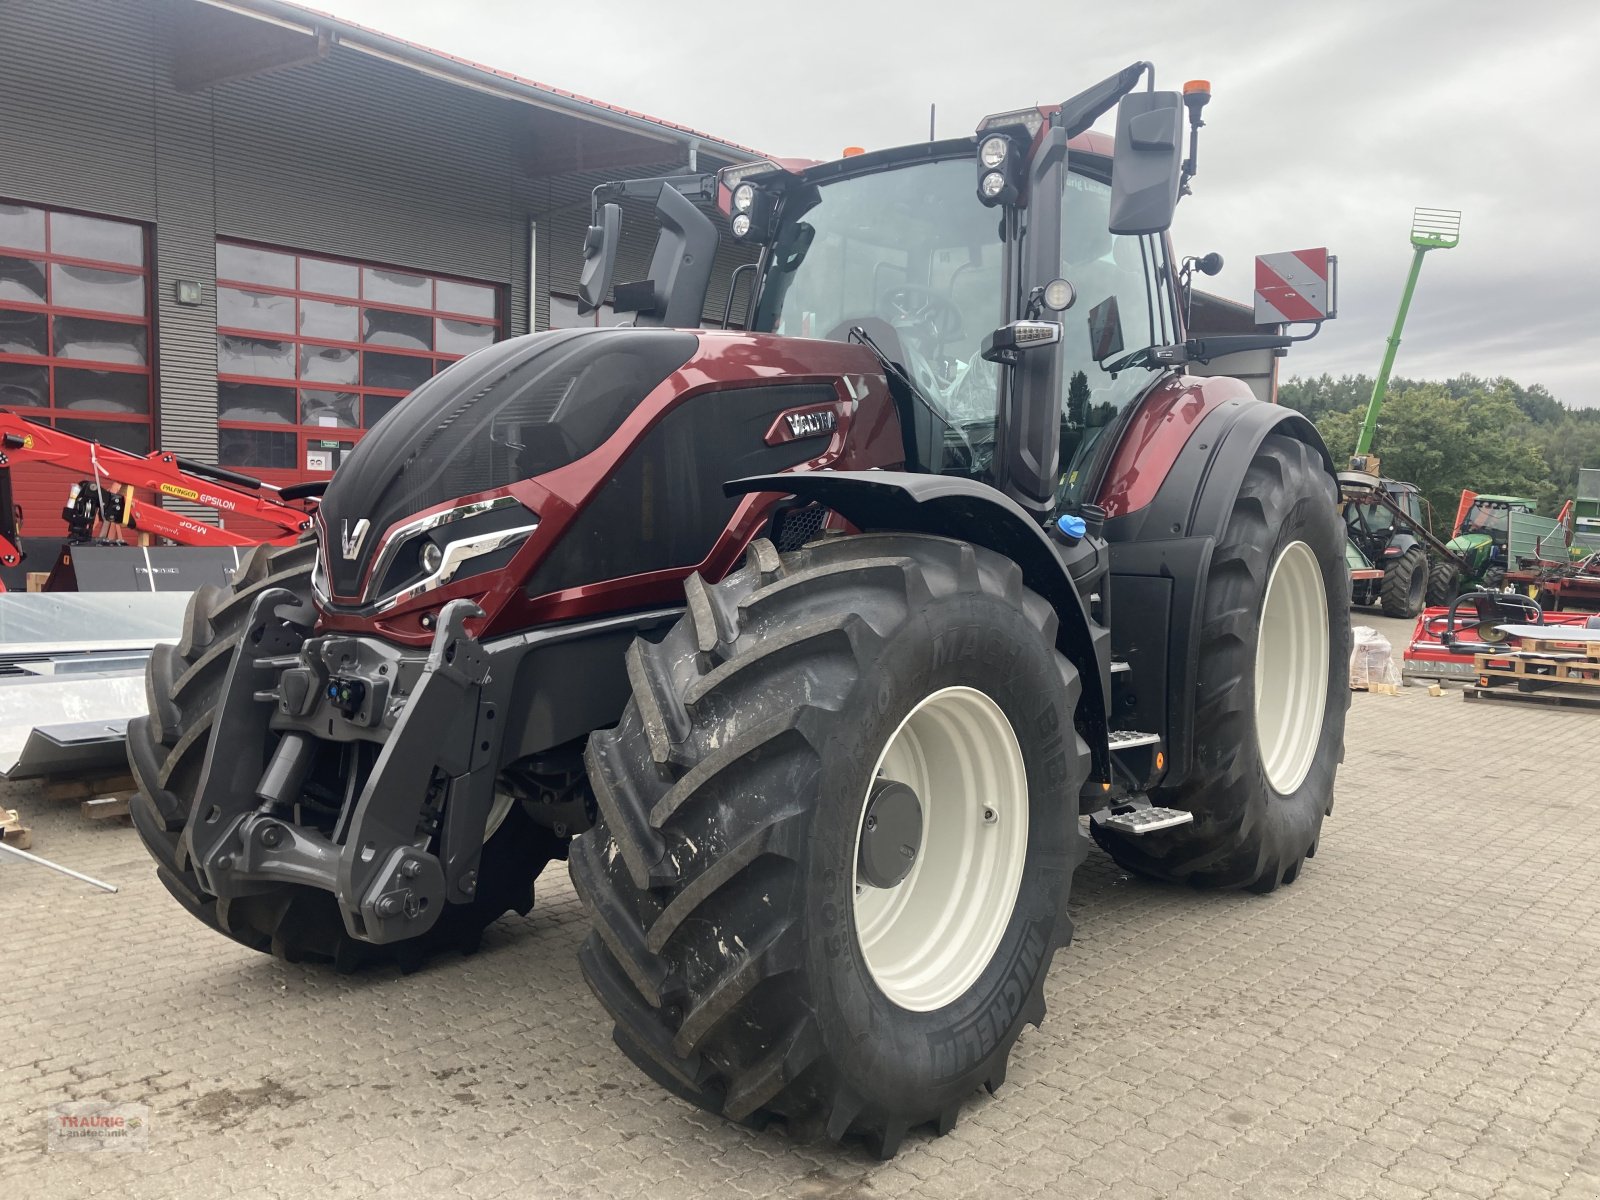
[525, 383, 832, 599]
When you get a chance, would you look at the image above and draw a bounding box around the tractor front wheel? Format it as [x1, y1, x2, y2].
[128, 538, 558, 971]
[1426, 559, 1459, 607]
[1381, 546, 1428, 617]
[570, 534, 1089, 1156]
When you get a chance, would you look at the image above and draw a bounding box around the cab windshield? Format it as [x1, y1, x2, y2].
[1346, 503, 1394, 531]
[1461, 501, 1512, 537]
[752, 156, 1001, 430]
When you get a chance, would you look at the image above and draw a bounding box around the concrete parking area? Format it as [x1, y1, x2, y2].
[3, 615, 1598, 1198]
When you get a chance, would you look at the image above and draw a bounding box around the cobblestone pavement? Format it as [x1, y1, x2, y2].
[4, 616, 1598, 1198]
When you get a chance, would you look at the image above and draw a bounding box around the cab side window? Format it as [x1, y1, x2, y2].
[1057, 169, 1165, 505]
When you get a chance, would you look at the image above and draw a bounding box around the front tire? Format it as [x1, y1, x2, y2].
[127, 538, 557, 971]
[1094, 434, 1350, 892]
[1426, 559, 1459, 607]
[570, 535, 1090, 1156]
[1381, 546, 1428, 617]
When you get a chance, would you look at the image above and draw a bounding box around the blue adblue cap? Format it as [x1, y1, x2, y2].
[1056, 514, 1086, 541]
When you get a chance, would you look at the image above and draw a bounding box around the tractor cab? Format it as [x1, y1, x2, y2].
[1344, 479, 1428, 564]
[1454, 495, 1535, 539]
[1446, 494, 1537, 585]
[577, 65, 1326, 526]
[731, 138, 1166, 515]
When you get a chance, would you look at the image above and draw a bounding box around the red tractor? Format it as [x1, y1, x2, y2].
[129, 66, 1349, 1157]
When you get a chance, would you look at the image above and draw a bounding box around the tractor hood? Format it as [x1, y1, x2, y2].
[1446, 532, 1494, 573]
[315, 328, 697, 602]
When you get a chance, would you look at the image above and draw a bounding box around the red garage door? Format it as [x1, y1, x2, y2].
[0, 202, 153, 538]
[214, 241, 501, 502]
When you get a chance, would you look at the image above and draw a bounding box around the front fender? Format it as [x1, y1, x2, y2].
[725, 471, 1110, 778]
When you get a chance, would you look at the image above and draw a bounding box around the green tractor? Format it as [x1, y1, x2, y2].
[1340, 476, 1458, 616]
[1444, 493, 1538, 591]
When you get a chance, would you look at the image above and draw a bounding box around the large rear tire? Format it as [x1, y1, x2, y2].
[570, 534, 1089, 1157]
[1093, 434, 1350, 892]
[1381, 545, 1428, 617]
[127, 538, 557, 971]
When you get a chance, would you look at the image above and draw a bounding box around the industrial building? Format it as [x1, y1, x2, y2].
[0, 0, 756, 539]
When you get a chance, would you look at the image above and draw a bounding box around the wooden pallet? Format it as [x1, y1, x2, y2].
[80, 795, 131, 820]
[40, 773, 136, 823]
[1509, 636, 1600, 659]
[1474, 652, 1600, 688]
[39, 772, 134, 802]
[1, 806, 31, 850]
[1464, 684, 1600, 712]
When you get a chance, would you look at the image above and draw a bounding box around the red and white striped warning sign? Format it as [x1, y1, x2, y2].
[1254, 248, 1331, 324]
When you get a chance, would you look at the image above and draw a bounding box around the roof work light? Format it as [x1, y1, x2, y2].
[976, 133, 1023, 207]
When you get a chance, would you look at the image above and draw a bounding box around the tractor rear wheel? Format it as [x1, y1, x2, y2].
[1426, 559, 1459, 607]
[570, 534, 1089, 1157]
[1093, 434, 1349, 892]
[128, 538, 557, 971]
[1381, 546, 1428, 617]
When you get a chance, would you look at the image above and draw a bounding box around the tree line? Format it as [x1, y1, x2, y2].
[1279, 374, 1600, 533]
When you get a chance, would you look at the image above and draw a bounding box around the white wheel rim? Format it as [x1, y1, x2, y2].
[484, 789, 515, 842]
[852, 686, 1029, 1012]
[1255, 540, 1330, 795]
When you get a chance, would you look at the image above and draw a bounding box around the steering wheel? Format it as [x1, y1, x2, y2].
[877, 284, 963, 348]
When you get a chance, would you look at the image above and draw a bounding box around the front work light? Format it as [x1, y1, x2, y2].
[975, 132, 1022, 207]
[727, 181, 778, 243]
[1042, 278, 1076, 312]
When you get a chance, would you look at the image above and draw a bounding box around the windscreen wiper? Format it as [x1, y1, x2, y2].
[848, 326, 939, 415]
[848, 325, 978, 468]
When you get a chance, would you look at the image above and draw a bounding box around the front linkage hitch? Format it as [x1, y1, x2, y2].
[182, 593, 504, 945]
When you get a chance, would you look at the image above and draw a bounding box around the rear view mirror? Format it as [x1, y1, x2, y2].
[1108, 92, 1183, 235]
[631, 184, 718, 328]
[577, 202, 621, 315]
[1088, 295, 1125, 362]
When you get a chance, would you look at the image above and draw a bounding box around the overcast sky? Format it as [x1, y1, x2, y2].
[318, 0, 1600, 408]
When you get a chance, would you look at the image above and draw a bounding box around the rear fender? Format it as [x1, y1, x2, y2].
[725, 470, 1110, 778]
[1102, 396, 1335, 788]
[1383, 532, 1421, 560]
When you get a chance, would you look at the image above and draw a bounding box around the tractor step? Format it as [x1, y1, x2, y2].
[1107, 729, 1160, 749]
[1100, 805, 1194, 835]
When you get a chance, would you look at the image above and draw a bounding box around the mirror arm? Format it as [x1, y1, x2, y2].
[1106, 324, 1333, 375]
[1180, 121, 1201, 195]
[594, 173, 719, 208]
[1055, 62, 1152, 139]
[1179, 107, 1203, 194]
